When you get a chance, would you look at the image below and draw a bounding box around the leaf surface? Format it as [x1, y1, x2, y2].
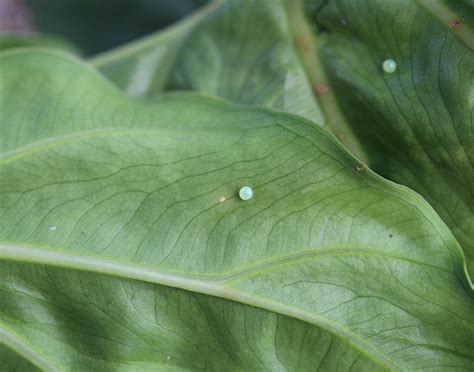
[310, 0, 474, 276]
[93, 0, 474, 268]
[0, 50, 473, 370]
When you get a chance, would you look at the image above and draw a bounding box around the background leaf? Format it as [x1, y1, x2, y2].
[90, 1, 221, 98]
[23, 0, 207, 55]
[93, 0, 328, 130]
[166, 0, 325, 126]
[1, 50, 473, 370]
[309, 0, 474, 276]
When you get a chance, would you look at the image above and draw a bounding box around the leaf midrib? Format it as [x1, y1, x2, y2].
[0, 326, 59, 371]
[3, 242, 455, 370]
[416, 0, 474, 50]
[284, 0, 368, 163]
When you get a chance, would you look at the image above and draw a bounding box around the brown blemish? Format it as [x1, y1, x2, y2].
[355, 164, 366, 172]
[314, 84, 329, 95]
[449, 19, 461, 28]
[295, 35, 310, 53]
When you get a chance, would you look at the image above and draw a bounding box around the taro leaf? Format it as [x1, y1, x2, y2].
[92, 0, 474, 274]
[309, 0, 474, 277]
[92, 0, 327, 130]
[1, 50, 473, 370]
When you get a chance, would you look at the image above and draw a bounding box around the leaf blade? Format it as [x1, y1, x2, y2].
[311, 0, 474, 276]
[1, 50, 473, 370]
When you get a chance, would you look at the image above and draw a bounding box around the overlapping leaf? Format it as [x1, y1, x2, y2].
[310, 0, 474, 276]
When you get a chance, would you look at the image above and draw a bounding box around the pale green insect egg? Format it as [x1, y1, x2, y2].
[382, 59, 397, 73]
[239, 186, 253, 201]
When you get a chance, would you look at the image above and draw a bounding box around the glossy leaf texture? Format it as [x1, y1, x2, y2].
[93, 0, 326, 129]
[1, 50, 473, 370]
[309, 0, 474, 276]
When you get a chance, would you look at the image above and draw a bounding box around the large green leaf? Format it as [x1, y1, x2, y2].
[1, 50, 473, 370]
[308, 0, 474, 276]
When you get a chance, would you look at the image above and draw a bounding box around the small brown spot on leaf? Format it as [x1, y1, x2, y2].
[355, 164, 366, 172]
[295, 36, 310, 53]
[449, 19, 461, 28]
[315, 84, 329, 95]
